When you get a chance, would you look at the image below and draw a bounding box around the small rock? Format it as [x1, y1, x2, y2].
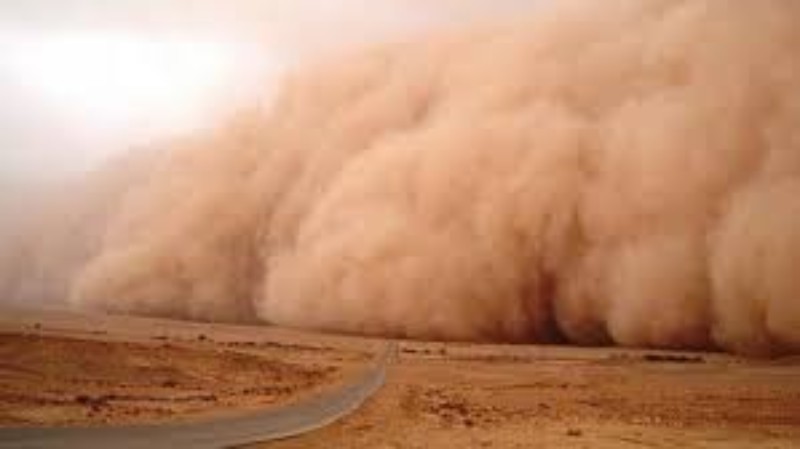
[566, 428, 583, 437]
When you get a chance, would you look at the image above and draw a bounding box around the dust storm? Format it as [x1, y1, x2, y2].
[2, 0, 799, 356]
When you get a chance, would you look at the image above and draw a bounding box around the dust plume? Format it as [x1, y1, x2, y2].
[3, 0, 800, 355]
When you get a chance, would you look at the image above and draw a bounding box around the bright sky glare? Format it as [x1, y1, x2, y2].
[0, 30, 275, 181]
[0, 1, 543, 182]
[2, 32, 263, 137]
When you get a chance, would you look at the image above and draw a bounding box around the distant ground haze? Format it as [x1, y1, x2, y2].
[2, 0, 799, 356]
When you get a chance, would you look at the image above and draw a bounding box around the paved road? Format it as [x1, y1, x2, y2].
[0, 342, 397, 449]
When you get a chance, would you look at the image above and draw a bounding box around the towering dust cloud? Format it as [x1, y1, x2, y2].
[3, 0, 800, 355]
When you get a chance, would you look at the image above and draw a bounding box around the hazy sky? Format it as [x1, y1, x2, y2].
[0, 1, 542, 183]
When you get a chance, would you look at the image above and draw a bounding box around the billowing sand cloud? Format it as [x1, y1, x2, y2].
[3, 0, 800, 355]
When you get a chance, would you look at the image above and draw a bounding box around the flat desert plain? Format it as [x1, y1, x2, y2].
[0, 308, 798, 448]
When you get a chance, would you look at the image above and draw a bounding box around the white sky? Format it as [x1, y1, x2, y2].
[0, 1, 542, 183]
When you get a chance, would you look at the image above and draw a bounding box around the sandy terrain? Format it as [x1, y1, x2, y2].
[0, 308, 378, 427]
[1, 308, 799, 448]
[261, 342, 800, 448]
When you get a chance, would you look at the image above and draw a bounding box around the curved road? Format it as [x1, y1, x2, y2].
[0, 341, 397, 449]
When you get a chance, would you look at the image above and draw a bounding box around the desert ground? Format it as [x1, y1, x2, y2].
[1, 308, 798, 448]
